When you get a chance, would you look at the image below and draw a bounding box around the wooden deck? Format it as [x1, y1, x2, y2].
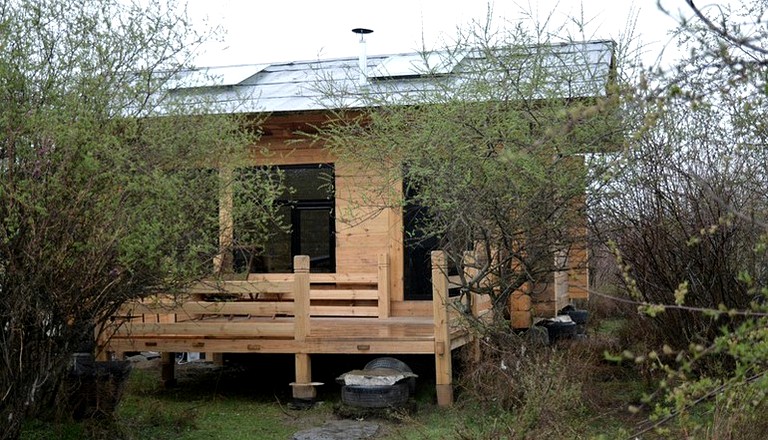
[106, 316, 471, 354]
[101, 251, 491, 406]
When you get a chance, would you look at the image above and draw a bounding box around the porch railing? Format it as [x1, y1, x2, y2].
[113, 253, 390, 341]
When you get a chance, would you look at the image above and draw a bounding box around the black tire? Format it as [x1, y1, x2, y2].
[341, 382, 409, 408]
[539, 320, 577, 343]
[364, 357, 412, 373]
[565, 309, 589, 325]
[364, 357, 416, 395]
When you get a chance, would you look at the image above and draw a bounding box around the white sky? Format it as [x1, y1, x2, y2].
[185, 0, 691, 68]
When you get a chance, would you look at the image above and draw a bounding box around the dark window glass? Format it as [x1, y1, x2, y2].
[235, 164, 334, 274]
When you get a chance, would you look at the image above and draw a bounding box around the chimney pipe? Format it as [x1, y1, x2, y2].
[352, 28, 373, 86]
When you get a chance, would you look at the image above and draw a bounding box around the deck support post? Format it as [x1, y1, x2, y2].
[291, 255, 316, 400]
[293, 353, 316, 400]
[161, 352, 176, 387]
[431, 250, 453, 407]
[378, 253, 391, 318]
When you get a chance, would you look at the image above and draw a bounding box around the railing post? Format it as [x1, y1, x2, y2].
[463, 250, 482, 364]
[378, 253, 391, 318]
[292, 255, 315, 400]
[554, 247, 570, 313]
[294, 255, 310, 342]
[463, 250, 480, 318]
[214, 166, 234, 274]
[431, 250, 453, 406]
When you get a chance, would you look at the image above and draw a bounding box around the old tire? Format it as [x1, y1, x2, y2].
[364, 357, 411, 372]
[565, 309, 589, 325]
[538, 320, 577, 343]
[364, 357, 416, 395]
[341, 382, 409, 408]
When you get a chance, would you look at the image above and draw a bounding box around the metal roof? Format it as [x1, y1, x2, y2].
[169, 64, 270, 89]
[165, 40, 615, 115]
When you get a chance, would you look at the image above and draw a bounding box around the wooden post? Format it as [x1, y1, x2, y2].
[462, 250, 479, 318]
[554, 248, 569, 312]
[294, 255, 310, 342]
[94, 325, 109, 361]
[463, 250, 482, 364]
[214, 166, 234, 274]
[292, 255, 316, 400]
[378, 253, 391, 319]
[161, 352, 176, 387]
[431, 250, 453, 407]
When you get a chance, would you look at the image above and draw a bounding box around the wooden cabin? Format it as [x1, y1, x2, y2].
[103, 41, 616, 405]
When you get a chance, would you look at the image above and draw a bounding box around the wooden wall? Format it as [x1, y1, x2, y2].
[249, 112, 428, 317]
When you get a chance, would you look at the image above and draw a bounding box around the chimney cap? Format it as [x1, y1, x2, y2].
[351, 28, 373, 35]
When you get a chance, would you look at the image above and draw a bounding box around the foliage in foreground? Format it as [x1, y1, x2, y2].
[316, 16, 622, 318]
[0, 1, 281, 436]
[593, 1, 768, 437]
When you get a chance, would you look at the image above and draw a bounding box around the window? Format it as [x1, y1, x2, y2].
[233, 164, 334, 274]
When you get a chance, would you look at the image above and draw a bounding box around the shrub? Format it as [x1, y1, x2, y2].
[456, 332, 585, 439]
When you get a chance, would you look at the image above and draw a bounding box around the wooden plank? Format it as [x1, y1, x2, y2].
[242, 289, 377, 301]
[378, 253, 390, 318]
[251, 140, 334, 166]
[157, 314, 176, 324]
[472, 293, 492, 317]
[391, 301, 433, 317]
[309, 306, 378, 317]
[106, 336, 436, 355]
[246, 273, 295, 282]
[510, 292, 532, 311]
[247, 273, 377, 284]
[121, 301, 294, 316]
[334, 256, 380, 273]
[431, 250, 454, 407]
[115, 321, 295, 338]
[511, 310, 532, 329]
[294, 255, 310, 342]
[310, 273, 378, 284]
[186, 280, 294, 295]
[310, 289, 378, 300]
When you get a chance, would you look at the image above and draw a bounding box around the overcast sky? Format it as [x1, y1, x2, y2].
[185, 0, 692, 68]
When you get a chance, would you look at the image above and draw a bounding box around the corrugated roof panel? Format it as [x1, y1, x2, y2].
[370, 50, 463, 78]
[171, 64, 269, 89]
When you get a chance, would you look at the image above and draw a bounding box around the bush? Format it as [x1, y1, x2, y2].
[456, 332, 585, 438]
